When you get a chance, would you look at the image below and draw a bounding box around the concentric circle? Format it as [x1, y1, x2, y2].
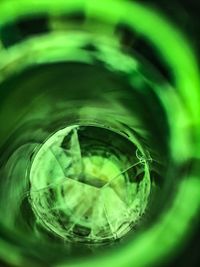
[0, 1, 199, 267]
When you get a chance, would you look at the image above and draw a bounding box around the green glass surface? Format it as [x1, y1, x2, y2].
[30, 125, 150, 243]
[0, 0, 199, 267]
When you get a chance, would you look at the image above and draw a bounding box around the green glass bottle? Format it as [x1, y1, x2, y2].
[0, 1, 199, 267]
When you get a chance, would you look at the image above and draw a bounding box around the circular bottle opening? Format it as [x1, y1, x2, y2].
[29, 124, 151, 243]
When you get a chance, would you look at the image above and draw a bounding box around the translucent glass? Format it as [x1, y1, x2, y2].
[0, 1, 199, 267]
